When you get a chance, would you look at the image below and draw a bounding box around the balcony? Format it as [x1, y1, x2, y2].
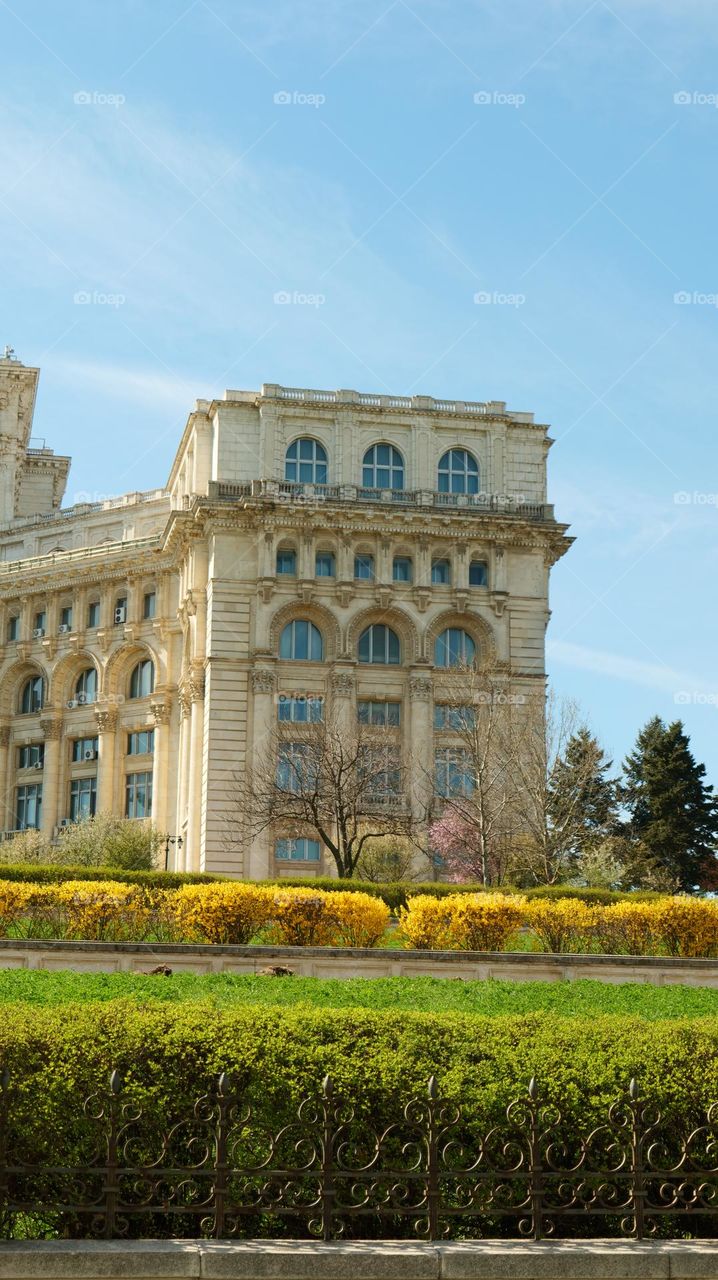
[207, 480, 554, 522]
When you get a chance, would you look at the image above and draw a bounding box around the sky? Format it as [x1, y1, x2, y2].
[1, 0, 717, 786]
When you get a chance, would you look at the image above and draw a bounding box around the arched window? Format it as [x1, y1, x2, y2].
[434, 628, 476, 668]
[362, 444, 404, 490]
[358, 624, 400, 665]
[285, 438, 328, 484]
[75, 668, 98, 704]
[129, 658, 155, 699]
[437, 448, 479, 495]
[279, 620, 323, 661]
[19, 676, 43, 714]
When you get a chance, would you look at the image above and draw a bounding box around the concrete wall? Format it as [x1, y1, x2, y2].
[1, 939, 717, 986]
[1, 1239, 717, 1280]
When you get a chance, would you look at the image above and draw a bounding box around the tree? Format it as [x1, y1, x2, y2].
[620, 717, 718, 891]
[548, 728, 618, 866]
[233, 707, 411, 879]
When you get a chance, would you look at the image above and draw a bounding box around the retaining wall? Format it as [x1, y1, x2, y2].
[1, 939, 718, 985]
[0, 1240, 717, 1280]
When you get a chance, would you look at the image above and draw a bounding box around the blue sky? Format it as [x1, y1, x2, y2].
[2, 0, 717, 786]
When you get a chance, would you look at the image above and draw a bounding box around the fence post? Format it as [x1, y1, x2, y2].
[320, 1076, 336, 1240]
[426, 1077, 440, 1241]
[527, 1078, 543, 1240]
[213, 1073, 230, 1239]
[103, 1071, 121, 1239]
[629, 1079, 645, 1240]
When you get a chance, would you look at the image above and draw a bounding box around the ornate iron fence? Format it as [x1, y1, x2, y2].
[1, 1072, 718, 1240]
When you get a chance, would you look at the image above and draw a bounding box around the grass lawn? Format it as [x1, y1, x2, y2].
[0, 967, 716, 1018]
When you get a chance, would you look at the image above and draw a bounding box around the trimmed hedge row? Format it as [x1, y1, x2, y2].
[0, 863, 662, 909]
[2, 1000, 718, 1238]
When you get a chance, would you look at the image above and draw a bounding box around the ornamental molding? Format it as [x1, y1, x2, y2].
[330, 670, 354, 698]
[179, 664, 205, 707]
[0, 725, 10, 747]
[94, 706, 118, 734]
[251, 667, 276, 694]
[151, 699, 172, 726]
[39, 716, 63, 740]
[409, 675, 433, 702]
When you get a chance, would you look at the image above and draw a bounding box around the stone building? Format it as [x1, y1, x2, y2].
[0, 349, 571, 875]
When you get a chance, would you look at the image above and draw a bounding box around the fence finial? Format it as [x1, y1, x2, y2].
[629, 1077, 638, 1100]
[322, 1075, 333, 1099]
[109, 1070, 121, 1095]
[528, 1076, 537, 1100]
[428, 1075, 438, 1099]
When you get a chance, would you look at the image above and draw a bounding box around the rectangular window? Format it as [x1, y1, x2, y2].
[127, 730, 155, 755]
[69, 776, 97, 822]
[87, 602, 100, 629]
[359, 746, 401, 796]
[7, 616, 19, 642]
[392, 556, 412, 583]
[72, 737, 99, 763]
[275, 837, 321, 862]
[278, 695, 324, 723]
[435, 748, 474, 797]
[143, 591, 156, 620]
[277, 743, 317, 793]
[276, 549, 297, 575]
[18, 743, 44, 770]
[434, 705, 476, 731]
[33, 610, 46, 634]
[469, 560, 488, 587]
[354, 554, 374, 580]
[431, 559, 451, 585]
[357, 700, 401, 727]
[315, 552, 335, 578]
[15, 784, 42, 830]
[59, 606, 73, 630]
[125, 771, 153, 819]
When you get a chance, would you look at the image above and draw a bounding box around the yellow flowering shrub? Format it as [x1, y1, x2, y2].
[269, 890, 339, 947]
[0, 883, 35, 937]
[171, 884, 274, 944]
[651, 897, 718, 958]
[398, 895, 456, 950]
[326, 891, 390, 948]
[594, 901, 658, 956]
[524, 898, 598, 953]
[448, 893, 526, 951]
[52, 880, 151, 941]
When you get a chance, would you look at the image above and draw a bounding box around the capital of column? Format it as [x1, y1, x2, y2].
[0, 725, 10, 748]
[409, 675, 433, 703]
[94, 705, 119, 734]
[251, 666, 275, 694]
[330, 670, 354, 698]
[151, 698, 172, 726]
[179, 664, 205, 708]
[40, 717, 63, 740]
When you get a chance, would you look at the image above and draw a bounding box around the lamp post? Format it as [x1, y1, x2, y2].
[163, 834, 183, 872]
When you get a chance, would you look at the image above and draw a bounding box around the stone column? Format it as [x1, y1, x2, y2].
[247, 666, 276, 878]
[0, 725, 12, 832]
[150, 696, 172, 837]
[95, 705, 119, 815]
[329, 668, 354, 737]
[175, 689, 190, 864]
[185, 666, 205, 872]
[408, 672, 433, 827]
[39, 716, 63, 837]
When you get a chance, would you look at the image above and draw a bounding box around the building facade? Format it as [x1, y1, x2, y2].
[0, 350, 572, 876]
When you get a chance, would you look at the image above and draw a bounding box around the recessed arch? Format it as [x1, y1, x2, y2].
[269, 601, 340, 661]
[104, 641, 163, 699]
[49, 651, 103, 708]
[0, 660, 48, 719]
[424, 609, 496, 667]
[347, 606, 420, 664]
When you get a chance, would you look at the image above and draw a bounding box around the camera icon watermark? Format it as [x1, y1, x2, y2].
[273, 90, 325, 108]
[273, 290, 325, 308]
[73, 290, 126, 308]
[674, 691, 718, 707]
[73, 90, 126, 108]
[674, 491, 718, 506]
[473, 90, 525, 108]
[474, 290, 525, 308]
[674, 90, 718, 107]
[674, 290, 718, 307]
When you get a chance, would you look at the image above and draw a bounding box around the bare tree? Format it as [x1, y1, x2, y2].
[232, 705, 411, 879]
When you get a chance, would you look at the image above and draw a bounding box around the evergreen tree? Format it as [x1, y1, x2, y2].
[547, 727, 618, 868]
[620, 717, 718, 890]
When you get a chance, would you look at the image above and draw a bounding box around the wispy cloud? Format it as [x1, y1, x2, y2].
[548, 638, 716, 698]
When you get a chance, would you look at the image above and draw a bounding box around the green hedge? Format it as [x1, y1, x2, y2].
[0, 863, 662, 910]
